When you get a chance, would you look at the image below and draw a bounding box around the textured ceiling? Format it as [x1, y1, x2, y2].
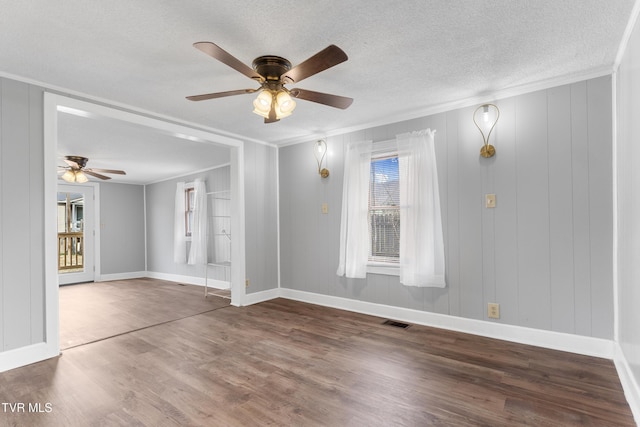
[0, 1, 635, 181]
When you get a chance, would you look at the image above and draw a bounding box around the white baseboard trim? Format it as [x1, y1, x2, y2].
[277, 288, 615, 359]
[146, 271, 203, 286]
[0, 342, 59, 373]
[145, 271, 230, 290]
[97, 271, 147, 282]
[242, 288, 280, 306]
[614, 343, 640, 425]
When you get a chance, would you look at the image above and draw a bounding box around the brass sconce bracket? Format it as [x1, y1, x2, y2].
[480, 144, 496, 158]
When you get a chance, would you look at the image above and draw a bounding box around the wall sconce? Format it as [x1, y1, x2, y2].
[314, 139, 330, 178]
[473, 103, 500, 158]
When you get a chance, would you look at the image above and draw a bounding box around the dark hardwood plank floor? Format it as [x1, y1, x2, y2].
[59, 278, 230, 349]
[0, 280, 634, 426]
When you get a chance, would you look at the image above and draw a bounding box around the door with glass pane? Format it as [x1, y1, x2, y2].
[57, 184, 94, 285]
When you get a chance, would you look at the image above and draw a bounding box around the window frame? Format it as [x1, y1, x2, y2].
[367, 151, 400, 276]
[185, 184, 195, 238]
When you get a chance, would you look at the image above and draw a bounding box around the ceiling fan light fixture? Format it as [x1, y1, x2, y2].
[61, 169, 88, 183]
[188, 42, 353, 124]
[252, 90, 273, 118]
[59, 155, 125, 182]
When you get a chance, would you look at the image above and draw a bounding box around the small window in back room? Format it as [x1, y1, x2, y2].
[185, 186, 195, 237]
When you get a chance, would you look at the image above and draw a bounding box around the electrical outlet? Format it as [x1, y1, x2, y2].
[245, 279, 250, 287]
[488, 303, 500, 319]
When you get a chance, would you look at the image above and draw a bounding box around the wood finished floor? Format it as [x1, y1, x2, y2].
[59, 278, 230, 349]
[0, 279, 634, 426]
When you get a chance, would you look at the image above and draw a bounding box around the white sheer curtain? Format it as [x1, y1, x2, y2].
[336, 140, 372, 278]
[397, 129, 445, 287]
[173, 181, 187, 264]
[188, 179, 208, 265]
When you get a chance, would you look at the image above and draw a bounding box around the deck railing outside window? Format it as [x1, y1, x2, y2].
[58, 232, 84, 271]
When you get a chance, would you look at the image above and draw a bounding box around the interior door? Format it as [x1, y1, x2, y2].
[57, 184, 95, 285]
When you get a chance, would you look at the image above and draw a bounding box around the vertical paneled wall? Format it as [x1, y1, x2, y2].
[616, 12, 640, 395]
[243, 142, 279, 294]
[279, 76, 613, 339]
[100, 182, 146, 275]
[0, 78, 45, 351]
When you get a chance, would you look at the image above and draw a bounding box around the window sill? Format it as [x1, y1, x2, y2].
[367, 262, 399, 276]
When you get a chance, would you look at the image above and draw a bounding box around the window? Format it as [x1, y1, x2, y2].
[185, 186, 195, 237]
[338, 130, 444, 286]
[368, 154, 400, 264]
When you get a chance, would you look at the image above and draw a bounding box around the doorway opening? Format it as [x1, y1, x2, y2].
[57, 184, 96, 285]
[43, 93, 247, 360]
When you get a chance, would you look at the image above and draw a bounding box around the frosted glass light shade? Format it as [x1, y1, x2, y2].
[275, 91, 296, 118]
[252, 90, 273, 118]
[61, 170, 76, 182]
[75, 171, 89, 183]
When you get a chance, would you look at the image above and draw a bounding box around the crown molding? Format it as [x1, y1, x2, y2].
[0, 66, 613, 150]
[614, 0, 640, 70]
[276, 66, 614, 148]
[0, 70, 274, 148]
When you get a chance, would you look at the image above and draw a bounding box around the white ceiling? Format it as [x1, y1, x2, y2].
[0, 1, 636, 182]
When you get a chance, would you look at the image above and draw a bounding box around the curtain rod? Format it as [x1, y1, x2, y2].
[371, 138, 397, 156]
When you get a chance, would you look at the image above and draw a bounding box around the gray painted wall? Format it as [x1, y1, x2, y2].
[279, 75, 613, 339]
[0, 78, 45, 351]
[99, 182, 146, 275]
[616, 14, 640, 395]
[243, 142, 279, 294]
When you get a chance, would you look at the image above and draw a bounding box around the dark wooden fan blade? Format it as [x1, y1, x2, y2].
[290, 88, 353, 109]
[193, 42, 264, 82]
[186, 88, 258, 102]
[87, 168, 126, 175]
[83, 170, 111, 180]
[281, 45, 348, 84]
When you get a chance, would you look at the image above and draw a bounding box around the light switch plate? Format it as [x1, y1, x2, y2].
[321, 203, 328, 214]
[486, 194, 496, 208]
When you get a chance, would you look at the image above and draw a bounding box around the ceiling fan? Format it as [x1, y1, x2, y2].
[186, 42, 353, 123]
[58, 156, 126, 183]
